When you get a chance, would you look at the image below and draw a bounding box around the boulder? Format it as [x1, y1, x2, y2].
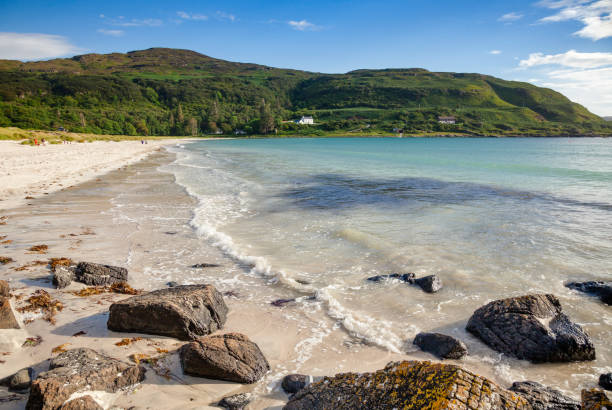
[107, 284, 228, 340]
[53, 266, 75, 289]
[60, 396, 103, 410]
[414, 274, 443, 293]
[366, 273, 415, 283]
[0, 280, 9, 297]
[284, 360, 531, 410]
[413, 332, 467, 359]
[509, 381, 580, 409]
[74, 262, 128, 286]
[282, 374, 311, 394]
[565, 281, 612, 305]
[0, 367, 34, 392]
[466, 294, 595, 362]
[599, 373, 612, 391]
[180, 333, 270, 383]
[218, 393, 252, 410]
[581, 389, 612, 410]
[26, 348, 145, 410]
[0, 297, 19, 329]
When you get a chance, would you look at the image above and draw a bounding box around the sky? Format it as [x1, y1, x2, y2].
[0, 0, 611, 115]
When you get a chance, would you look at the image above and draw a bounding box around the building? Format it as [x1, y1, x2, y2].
[234, 129, 247, 135]
[438, 116, 456, 124]
[296, 116, 314, 125]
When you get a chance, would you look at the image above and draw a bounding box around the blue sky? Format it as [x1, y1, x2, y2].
[1, 0, 611, 115]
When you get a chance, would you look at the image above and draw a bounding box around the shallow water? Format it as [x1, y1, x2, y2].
[154, 137, 609, 394]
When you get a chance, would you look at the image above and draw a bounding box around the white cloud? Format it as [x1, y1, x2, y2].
[520, 49, 612, 68]
[216, 11, 236, 22]
[538, 0, 612, 40]
[490, 50, 502, 55]
[177, 11, 208, 21]
[101, 15, 163, 27]
[288, 20, 321, 31]
[97, 29, 124, 37]
[0, 32, 84, 61]
[498, 12, 524, 22]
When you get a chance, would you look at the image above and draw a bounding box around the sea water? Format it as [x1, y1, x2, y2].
[162, 137, 611, 391]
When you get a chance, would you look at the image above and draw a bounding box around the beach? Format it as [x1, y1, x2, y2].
[0, 138, 610, 409]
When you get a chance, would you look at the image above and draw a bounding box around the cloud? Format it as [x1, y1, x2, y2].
[519, 49, 612, 68]
[288, 20, 321, 31]
[101, 15, 163, 27]
[537, 0, 612, 40]
[0, 32, 84, 61]
[498, 12, 524, 22]
[97, 29, 124, 37]
[490, 50, 502, 55]
[216, 11, 236, 22]
[177, 11, 208, 21]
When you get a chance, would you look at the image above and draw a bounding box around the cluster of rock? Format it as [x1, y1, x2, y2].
[53, 261, 128, 289]
[367, 272, 443, 293]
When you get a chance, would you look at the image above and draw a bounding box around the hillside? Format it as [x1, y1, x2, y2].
[0, 48, 609, 136]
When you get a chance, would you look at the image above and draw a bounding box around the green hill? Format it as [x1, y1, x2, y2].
[0, 48, 609, 136]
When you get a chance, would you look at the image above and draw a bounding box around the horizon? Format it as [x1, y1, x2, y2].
[1, 0, 611, 115]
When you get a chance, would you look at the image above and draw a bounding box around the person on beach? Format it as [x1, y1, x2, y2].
[34, 138, 38, 146]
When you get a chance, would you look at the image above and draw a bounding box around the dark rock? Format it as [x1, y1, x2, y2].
[600, 373, 612, 391]
[108, 284, 227, 340]
[0, 393, 25, 403]
[180, 333, 270, 383]
[0, 368, 34, 392]
[284, 360, 531, 410]
[0, 280, 9, 297]
[282, 374, 311, 394]
[414, 274, 442, 293]
[566, 281, 612, 305]
[53, 266, 75, 289]
[581, 388, 612, 409]
[166, 281, 179, 287]
[466, 294, 595, 362]
[509, 381, 580, 409]
[413, 332, 467, 359]
[74, 262, 128, 286]
[191, 263, 221, 269]
[26, 348, 145, 410]
[271, 298, 295, 307]
[60, 395, 103, 410]
[0, 297, 19, 329]
[366, 273, 415, 283]
[218, 393, 252, 410]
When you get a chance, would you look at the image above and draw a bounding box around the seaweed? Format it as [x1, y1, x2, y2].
[0, 256, 14, 265]
[72, 282, 141, 297]
[115, 337, 143, 347]
[17, 289, 63, 324]
[28, 245, 48, 254]
[51, 343, 70, 354]
[22, 336, 43, 347]
[49, 257, 72, 271]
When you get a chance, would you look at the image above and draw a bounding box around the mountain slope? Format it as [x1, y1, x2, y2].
[0, 48, 609, 136]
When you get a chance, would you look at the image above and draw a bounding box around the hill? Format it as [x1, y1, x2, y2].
[0, 48, 609, 137]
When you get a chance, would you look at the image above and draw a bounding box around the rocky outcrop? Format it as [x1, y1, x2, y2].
[60, 396, 103, 410]
[599, 373, 612, 391]
[466, 294, 595, 362]
[566, 281, 612, 305]
[509, 381, 580, 409]
[414, 274, 443, 293]
[284, 360, 531, 410]
[581, 389, 612, 409]
[53, 266, 75, 289]
[218, 393, 252, 410]
[0, 368, 34, 392]
[26, 348, 145, 410]
[107, 284, 227, 340]
[0, 280, 9, 297]
[282, 374, 311, 395]
[180, 333, 270, 383]
[413, 332, 467, 359]
[0, 297, 19, 329]
[74, 262, 128, 286]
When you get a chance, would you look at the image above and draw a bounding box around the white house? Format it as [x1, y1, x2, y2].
[438, 116, 456, 124]
[296, 116, 314, 125]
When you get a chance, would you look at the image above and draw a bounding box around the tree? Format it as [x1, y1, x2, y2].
[187, 117, 198, 136]
[259, 98, 274, 134]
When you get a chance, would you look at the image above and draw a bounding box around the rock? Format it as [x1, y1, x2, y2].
[0, 368, 34, 392]
[366, 273, 415, 283]
[74, 262, 128, 286]
[581, 389, 612, 410]
[284, 360, 531, 410]
[107, 284, 228, 340]
[414, 274, 443, 293]
[509, 381, 580, 409]
[53, 266, 75, 289]
[191, 263, 221, 268]
[60, 395, 103, 410]
[26, 348, 145, 410]
[282, 374, 311, 394]
[0, 297, 19, 329]
[599, 373, 612, 391]
[413, 332, 467, 359]
[566, 281, 612, 305]
[466, 294, 595, 362]
[166, 281, 179, 287]
[218, 393, 252, 410]
[0, 393, 25, 403]
[0, 280, 9, 297]
[271, 298, 295, 307]
[180, 333, 270, 383]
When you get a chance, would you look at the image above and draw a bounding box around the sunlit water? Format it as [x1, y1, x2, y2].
[158, 137, 611, 392]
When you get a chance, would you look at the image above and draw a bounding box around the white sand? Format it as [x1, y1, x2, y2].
[0, 140, 183, 211]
